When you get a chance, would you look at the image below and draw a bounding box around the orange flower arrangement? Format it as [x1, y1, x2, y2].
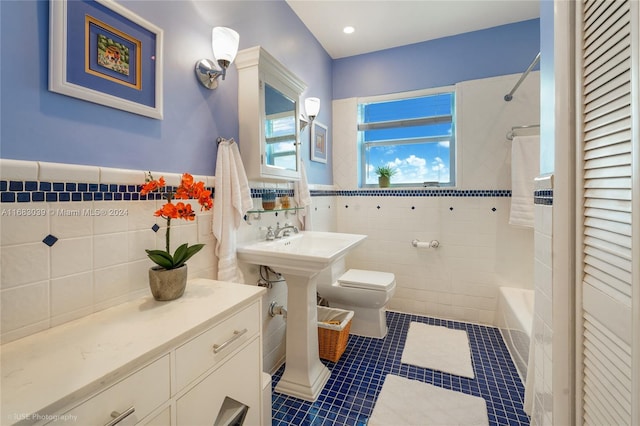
[140, 172, 213, 270]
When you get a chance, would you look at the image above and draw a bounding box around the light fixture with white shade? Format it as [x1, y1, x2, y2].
[195, 27, 240, 89]
[300, 97, 321, 130]
[305, 97, 320, 121]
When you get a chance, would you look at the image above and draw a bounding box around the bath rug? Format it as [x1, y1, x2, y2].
[369, 374, 489, 426]
[401, 322, 475, 378]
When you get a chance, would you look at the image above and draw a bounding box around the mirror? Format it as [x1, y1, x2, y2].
[236, 46, 306, 181]
[264, 83, 297, 171]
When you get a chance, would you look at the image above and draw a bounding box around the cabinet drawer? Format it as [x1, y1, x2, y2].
[50, 355, 170, 426]
[176, 338, 261, 426]
[175, 302, 259, 391]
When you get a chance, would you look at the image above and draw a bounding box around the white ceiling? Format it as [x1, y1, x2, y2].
[285, 0, 540, 59]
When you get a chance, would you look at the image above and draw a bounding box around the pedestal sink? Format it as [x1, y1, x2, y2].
[237, 231, 366, 401]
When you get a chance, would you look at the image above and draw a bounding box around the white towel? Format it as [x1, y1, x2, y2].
[294, 160, 312, 230]
[509, 135, 539, 228]
[212, 138, 253, 283]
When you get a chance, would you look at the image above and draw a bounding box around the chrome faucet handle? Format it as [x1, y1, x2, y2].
[265, 226, 275, 241]
[287, 224, 299, 235]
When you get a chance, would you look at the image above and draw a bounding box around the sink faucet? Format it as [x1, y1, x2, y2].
[274, 222, 299, 239]
[265, 226, 276, 241]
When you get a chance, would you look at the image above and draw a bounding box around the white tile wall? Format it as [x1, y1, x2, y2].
[456, 72, 540, 189]
[531, 174, 554, 426]
[0, 160, 216, 344]
[329, 72, 540, 326]
[336, 193, 533, 326]
[332, 98, 359, 190]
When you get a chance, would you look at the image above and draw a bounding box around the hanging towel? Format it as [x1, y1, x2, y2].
[294, 160, 312, 230]
[509, 135, 539, 228]
[212, 138, 253, 283]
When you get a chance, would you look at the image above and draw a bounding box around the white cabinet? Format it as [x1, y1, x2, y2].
[1, 279, 265, 426]
[175, 303, 260, 391]
[175, 302, 262, 425]
[236, 46, 307, 182]
[176, 338, 261, 425]
[47, 302, 263, 426]
[50, 355, 170, 426]
[140, 407, 171, 426]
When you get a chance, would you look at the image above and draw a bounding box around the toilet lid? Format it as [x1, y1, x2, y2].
[338, 269, 396, 291]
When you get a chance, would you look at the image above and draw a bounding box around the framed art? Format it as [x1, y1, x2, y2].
[49, 0, 163, 119]
[310, 121, 328, 163]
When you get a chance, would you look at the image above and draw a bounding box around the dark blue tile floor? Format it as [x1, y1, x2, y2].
[271, 311, 530, 425]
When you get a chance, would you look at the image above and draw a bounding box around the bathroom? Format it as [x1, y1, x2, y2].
[2, 0, 639, 425]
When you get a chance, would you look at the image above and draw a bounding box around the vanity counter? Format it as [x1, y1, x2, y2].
[1, 279, 266, 424]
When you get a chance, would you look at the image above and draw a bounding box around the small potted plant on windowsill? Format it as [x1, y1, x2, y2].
[375, 165, 397, 188]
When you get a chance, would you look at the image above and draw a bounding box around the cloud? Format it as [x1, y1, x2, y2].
[366, 144, 451, 185]
[406, 155, 426, 167]
[431, 157, 445, 171]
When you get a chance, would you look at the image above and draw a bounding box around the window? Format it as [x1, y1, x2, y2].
[264, 83, 297, 171]
[358, 89, 456, 187]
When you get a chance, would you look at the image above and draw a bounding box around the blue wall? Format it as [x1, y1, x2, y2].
[1, 1, 539, 185]
[332, 19, 540, 99]
[0, 0, 333, 183]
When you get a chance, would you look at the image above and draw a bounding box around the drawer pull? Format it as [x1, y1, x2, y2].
[105, 406, 135, 426]
[212, 328, 248, 354]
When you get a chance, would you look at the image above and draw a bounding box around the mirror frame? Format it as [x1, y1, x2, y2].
[236, 46, 307, 181]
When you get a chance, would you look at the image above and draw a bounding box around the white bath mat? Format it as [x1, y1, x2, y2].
[369, 375, 489, 426]
[401, 322, 475, 378]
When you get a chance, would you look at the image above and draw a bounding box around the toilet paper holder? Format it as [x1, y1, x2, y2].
[411, 239, 440, 249]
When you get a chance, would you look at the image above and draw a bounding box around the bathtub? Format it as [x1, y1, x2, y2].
[495, 287, 534, 382]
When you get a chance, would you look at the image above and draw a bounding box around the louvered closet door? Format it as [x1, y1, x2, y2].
[578, 0, 638, 425]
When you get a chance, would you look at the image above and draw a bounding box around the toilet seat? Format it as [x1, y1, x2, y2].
[338, 269, 395, 291]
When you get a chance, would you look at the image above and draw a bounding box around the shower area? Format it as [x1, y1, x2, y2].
[327, 61, 542, 394]
[332, 68, 539, 315]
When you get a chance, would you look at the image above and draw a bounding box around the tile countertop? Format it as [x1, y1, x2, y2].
[1, 279, 266, 423]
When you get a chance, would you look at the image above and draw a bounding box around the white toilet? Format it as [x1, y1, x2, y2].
[317, 260, 396, 338]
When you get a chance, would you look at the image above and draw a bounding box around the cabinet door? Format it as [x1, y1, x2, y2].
[176, 338, 261, 426]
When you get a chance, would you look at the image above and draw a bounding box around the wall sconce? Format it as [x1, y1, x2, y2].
[300, 97, 321, 130]
[195, 27, 240, 89]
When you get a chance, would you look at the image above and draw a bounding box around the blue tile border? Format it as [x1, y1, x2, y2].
[312, 189, 512, 197]
[1, 180, 515, 203]
[0, 180, 214, 203]
[534, 189, 553, 205]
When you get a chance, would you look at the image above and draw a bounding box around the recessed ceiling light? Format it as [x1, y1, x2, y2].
[343, 26, 355, 34]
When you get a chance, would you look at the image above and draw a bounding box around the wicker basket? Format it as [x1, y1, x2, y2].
[317, 306, 354, 363]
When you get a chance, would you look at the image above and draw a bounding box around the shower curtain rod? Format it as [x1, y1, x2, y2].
[504, 52, 540, 102]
